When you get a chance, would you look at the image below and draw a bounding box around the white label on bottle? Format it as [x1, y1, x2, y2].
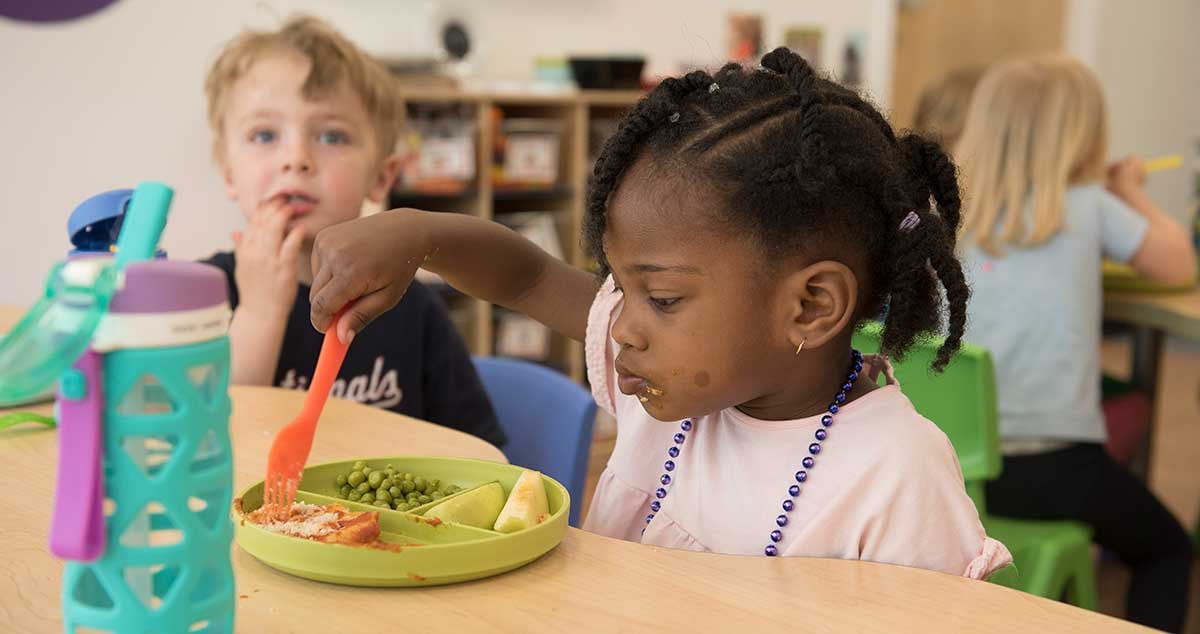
[91, 304, 232, 352]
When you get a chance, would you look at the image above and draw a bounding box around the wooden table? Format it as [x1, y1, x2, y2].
[0, 386, 1148, 632]
[1105, 287, 1200, 342]
[1102, 286, 1200, 475]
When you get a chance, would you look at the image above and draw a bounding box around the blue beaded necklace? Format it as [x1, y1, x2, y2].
[643, 349, 864, 556]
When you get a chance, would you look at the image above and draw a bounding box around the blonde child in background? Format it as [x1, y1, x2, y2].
[201, 16, 505, 447]
[912, 65, 986, 150]
[956, 55, 1196, 631]
[302, 48, 1011, 577]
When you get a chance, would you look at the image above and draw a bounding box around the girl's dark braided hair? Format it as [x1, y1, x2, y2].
[583, 47, 968, 371]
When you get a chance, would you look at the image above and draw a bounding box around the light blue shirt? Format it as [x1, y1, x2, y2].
[961, 184, 1149, 442]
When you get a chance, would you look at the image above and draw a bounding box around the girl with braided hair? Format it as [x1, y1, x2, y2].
[305, 47, 1010, 576]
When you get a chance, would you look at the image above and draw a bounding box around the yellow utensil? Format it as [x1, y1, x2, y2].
[1145, 154, 1183, 173]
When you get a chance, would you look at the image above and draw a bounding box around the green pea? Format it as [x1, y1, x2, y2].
[418, 494, 432, 504]
[407, 492, 420, 502]
[361, 466, 373, 477]
[368, 471, 384, 489]
[348, 491, 362, 502]
[353, 461, 366, 471]
[385, 467, 397, 477]
[375, 500, 391, 509]
[431, 491, 443, 500]
[395, 502, 409, 512]
[357, 482, 371, 494]
[430, 479, 441, 491]
[403, 473, 414, 482]
[401, 481, 415, 494]
[380, 478, 395, 491]
[413, 477, 427, 491]
[361, 492, 375, 504]
[335, 474, 348, 486]
[389, 486, 402, 498]
[376, 489, 392, 504]
[347, 471, 365, 487]
[340, 484, 352, 497]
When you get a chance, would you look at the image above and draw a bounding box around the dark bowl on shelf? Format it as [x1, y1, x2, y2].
[568, 56, 645, 90]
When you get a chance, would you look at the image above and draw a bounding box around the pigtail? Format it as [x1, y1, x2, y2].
[881, 134, 970, 371]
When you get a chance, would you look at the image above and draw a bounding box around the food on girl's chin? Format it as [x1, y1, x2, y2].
[334, 461, 463, 512]
[637, 384, 665, 402]
[493, 470, 550, 533]
[422, 482, 505, 529]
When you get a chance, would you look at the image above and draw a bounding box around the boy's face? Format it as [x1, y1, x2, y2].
[218, 53, 397, 239]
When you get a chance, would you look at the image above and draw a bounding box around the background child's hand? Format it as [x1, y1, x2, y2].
[232, 197, 306, 321]
[309, 211, 426, 344]
[1105, 155, 1148, 203]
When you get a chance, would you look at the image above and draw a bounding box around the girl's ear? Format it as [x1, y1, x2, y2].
[774, 260, 858, 353]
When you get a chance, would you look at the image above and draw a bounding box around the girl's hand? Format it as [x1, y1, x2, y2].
[1105, 155, 1148, 203]
[308, 210, 428, 344]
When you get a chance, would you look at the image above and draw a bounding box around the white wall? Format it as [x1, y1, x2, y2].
[1066, 0, 1200, 224]
[0, 0, 894, 306]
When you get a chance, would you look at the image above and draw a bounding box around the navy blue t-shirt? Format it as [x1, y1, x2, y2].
[203, 252, 505, 448]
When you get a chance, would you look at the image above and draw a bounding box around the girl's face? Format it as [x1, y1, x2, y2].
[603, 161, 802, 422]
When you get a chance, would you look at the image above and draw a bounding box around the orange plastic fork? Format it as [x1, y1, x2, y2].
[262, 312, 351, 517]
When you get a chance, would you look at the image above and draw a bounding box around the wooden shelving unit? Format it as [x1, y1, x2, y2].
[391, 88, 643, 383]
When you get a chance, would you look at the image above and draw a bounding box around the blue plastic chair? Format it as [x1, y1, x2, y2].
[472, 356, 597, 527]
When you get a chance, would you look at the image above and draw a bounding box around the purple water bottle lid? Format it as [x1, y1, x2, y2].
[109, 260, 228, 314]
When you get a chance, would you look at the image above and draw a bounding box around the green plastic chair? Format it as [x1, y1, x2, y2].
[853, 322, 1097, 608]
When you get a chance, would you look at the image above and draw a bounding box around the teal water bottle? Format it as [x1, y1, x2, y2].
[0, 183, 236, 632]
[60, 257, 235, 633]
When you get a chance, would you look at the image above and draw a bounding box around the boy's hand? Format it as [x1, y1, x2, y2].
[309, 210, 427, 344]
[1105, 155, 1148, 203]
[232, 196, 306, 321]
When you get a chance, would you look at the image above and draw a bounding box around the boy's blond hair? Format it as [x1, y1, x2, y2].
[956, 55, 1107, 255]
[913, 65, 986, 150]
[205, 15, 401, 162]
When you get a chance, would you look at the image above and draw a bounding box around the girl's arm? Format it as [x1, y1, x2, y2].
[308, 208, 598, 343]
[1109, 157, 1198, 284]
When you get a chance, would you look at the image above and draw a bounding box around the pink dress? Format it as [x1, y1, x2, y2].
[582, 277, 1011, 578]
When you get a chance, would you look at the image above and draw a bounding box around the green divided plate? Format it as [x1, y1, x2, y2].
[233, 456, 570, 587]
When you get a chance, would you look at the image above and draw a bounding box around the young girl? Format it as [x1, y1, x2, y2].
[956, 56, 1196, 630]
[306, 48, 1010, 577]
